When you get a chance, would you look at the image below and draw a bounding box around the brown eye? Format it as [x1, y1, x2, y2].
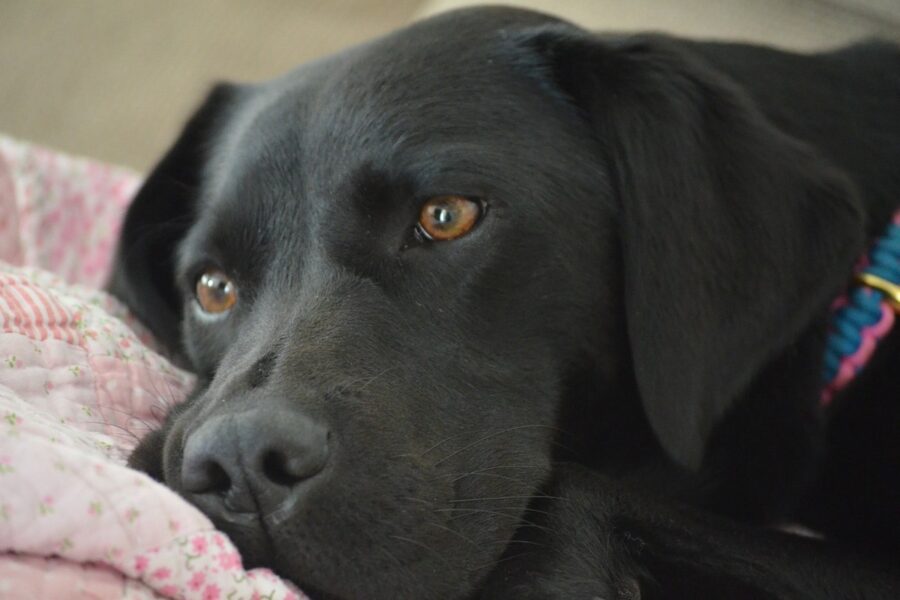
[417, 195, 482, 242]
[195, 270, 237, 315]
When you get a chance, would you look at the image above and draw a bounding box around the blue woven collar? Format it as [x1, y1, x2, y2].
[822, 209, 900, 406]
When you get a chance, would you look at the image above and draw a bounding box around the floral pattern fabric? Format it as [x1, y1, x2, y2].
[0, 135, 304, 600]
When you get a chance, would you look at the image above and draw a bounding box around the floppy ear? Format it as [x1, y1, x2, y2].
[108, 84, 236, 354]
[518, 28, 865, 469]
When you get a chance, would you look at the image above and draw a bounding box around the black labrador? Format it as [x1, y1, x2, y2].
[110, 6, 900, 599]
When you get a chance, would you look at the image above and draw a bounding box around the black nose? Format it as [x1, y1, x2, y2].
[181, 409, 329, 514]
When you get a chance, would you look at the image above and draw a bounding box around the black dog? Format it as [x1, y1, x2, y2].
[110, 6, 900, 598]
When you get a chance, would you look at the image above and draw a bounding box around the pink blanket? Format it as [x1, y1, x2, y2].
[0, 135, 304, 599]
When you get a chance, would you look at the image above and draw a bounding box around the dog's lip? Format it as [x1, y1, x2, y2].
[217, 506, 260, 527]
[263, 485, 305, 526]
[182, 490, 260, 527]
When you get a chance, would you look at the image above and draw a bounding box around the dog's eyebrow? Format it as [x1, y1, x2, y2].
[348, 162, 390, 192]
[343, 162, 412, 216]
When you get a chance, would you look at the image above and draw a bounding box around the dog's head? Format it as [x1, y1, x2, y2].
[111, 7, 863, 598]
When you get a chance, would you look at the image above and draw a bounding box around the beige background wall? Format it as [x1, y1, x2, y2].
[1, 0, 898, 172]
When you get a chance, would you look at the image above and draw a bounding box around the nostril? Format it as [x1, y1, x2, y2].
[182, 410, 329, 515]
[259, 438, 328, 488]
[204, 461, 232, 494]
[262, 450, 298, 487]
[182, 457, 232, 495]
[181, 414, 243, 497]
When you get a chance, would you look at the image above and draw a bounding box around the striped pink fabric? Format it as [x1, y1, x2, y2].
[0, 271, 75, 344]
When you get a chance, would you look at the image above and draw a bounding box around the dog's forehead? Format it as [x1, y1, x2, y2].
[305, 5, 564, 115]
[208, 9, 567, 186]
[190, 7, 604, 269]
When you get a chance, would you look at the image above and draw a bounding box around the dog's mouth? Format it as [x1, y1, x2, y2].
[134, 412, 550, 600]
[186, 473, 501, 598]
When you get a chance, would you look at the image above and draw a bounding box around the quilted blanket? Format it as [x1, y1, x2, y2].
[0, 135, 304, 599]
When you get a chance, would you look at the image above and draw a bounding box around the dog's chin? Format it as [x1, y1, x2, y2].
[128, 436, 507, 599]
[198, 510, 498, 600]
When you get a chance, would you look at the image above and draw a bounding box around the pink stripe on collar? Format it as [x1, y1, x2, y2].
[821, 208, 900, 407]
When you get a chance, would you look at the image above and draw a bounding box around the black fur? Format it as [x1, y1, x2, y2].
[110, 7, 900, 598]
